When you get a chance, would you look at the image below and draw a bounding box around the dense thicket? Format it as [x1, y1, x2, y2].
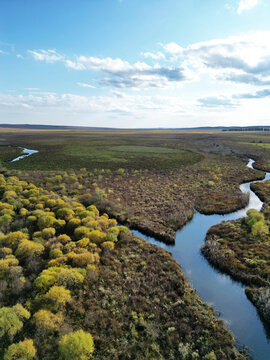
[0, 174, 245, 359]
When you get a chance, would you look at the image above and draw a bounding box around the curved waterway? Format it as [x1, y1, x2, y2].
[11, 147, 38, 162]
[133, 159, 270, 360]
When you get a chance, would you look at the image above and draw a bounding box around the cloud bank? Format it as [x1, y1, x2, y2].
[237, 0, 260, 14]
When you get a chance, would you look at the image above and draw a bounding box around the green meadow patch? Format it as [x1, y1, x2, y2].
[239, 142, 270, 149]
[3, 133, 203, 171]
[110, 145, 183, 153]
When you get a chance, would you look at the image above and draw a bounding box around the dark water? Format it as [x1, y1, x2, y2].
[11, 147, 38, 162]
[133, 159, 270, 360]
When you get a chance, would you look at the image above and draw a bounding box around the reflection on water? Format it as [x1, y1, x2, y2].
[133, 159, 270, 360]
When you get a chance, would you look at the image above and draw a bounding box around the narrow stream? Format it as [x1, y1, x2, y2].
[11, 147, 38, 162]
[133, 159, 270, 360]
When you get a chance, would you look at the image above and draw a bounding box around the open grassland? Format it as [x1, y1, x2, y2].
[239, 142, 270, 149]
[0, 130, 203, 171]
[0, 146, 22, 163]
[11, 155, 264, 243]
[1, 128, 268, 242]
[0, 173, 246, 360]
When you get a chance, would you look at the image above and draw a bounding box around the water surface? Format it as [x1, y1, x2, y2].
[11, 147, 38, 162]
[133, 159, 270, 359]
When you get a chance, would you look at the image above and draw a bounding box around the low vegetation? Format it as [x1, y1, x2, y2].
[0, 146, 23, 163]
[202, 191, 270, 324]
[0, 173, 246, 359]
[9, 155, 264, 243]
[1, 131, 203, 171]
[1, 127, 270, 358]
[251, 180, 270, 203]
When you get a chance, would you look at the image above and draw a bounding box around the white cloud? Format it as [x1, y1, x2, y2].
[28, 49, 63, 63]
[77, 82, 96, 89]
[24, 31, 270, 98]
[66, 55, 190, 89]
[0, 91, 188, 116]
[142, 51, 165, 60]
[198, 96, 238, 108]
[0, 90, 269, 128]
[65, 59, 86, 70]
[16, 54, 23, 59]
[162, 31, 270, 86]
[162, 42, 184, 56]
[237, 0, 260, 14]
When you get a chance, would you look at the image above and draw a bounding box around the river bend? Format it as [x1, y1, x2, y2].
[11, 147, 38, 162]
[133, 159, 270, 360]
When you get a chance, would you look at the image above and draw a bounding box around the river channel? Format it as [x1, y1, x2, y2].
[133, 159, 270, 360]
[11, 147, 38, 162]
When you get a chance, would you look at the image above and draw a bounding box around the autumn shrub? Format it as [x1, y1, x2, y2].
[57, 234, 71, 244]
[101, 241, 115, 251]
[0, 304, 30, 339]
[77, 237, 89, 248]
[15, 239, 44, 261]
[74, 226, 90, 240]
[45, 285, 71, 309]
[251, 221, 269, 237]
[68, 252, 96, 267]
[42, 227, 56, 239]
[246, 209, 269, 238]
[50, 248, 63, 259]
[57, 207, 75, 221]
[4, 339, 36, 360]
[58, 330, 94, 360]
[88, 230, 106, 244]
[35, 267, 85, 292]
[37, 215, 56, 230]
[33, 309, 63, 333]
[4, 231, 28, 250]
[105, 232, 118, 243]
[68, 217, 81, 229]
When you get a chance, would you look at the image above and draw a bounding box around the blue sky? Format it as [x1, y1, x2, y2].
[0, 0, 270, 128]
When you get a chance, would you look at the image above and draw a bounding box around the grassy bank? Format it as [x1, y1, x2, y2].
[202, 197, 270, 324]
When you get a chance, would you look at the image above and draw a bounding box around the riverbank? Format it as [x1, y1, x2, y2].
[132, 159, 270, 360]
[201, 165, 270, 328]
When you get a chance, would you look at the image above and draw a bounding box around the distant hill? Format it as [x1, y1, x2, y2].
[0, 124, 269, 131]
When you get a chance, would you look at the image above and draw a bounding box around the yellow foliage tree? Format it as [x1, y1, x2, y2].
[4, 339, 36, 360]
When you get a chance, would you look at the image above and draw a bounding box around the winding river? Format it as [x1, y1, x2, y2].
[133, 159, 270, 360]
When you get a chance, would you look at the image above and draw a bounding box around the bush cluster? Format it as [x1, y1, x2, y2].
[0, 174, 128, 359]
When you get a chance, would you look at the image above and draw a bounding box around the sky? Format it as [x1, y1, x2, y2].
[0, 0, 270, 128]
